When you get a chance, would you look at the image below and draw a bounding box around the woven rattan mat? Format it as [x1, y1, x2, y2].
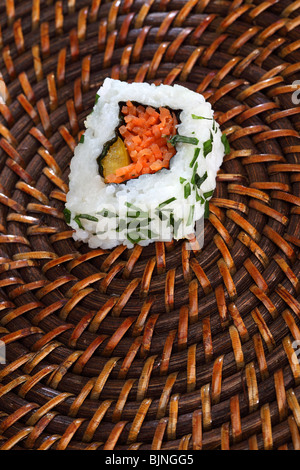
[0, 0, 299, 451]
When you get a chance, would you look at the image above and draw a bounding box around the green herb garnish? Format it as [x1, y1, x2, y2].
[167, 135, 199, 146]
[196, 192, 205, 203]
[74, 213, 99, 229]
[191, 162, 198, 186]
[174, 218, 183, 237]
[192, 114, 213, 120]
[187, 205, 195, 226]
[79, 134, 85, 144]
[127, 210, 149, 219]
[221, 133, 230, 155]
[158, 197, 176, 209]
[155, 198, 176, 223]
[190, 148, 200, 168]
[74, 216, 84, 229]
[203, 189, 214, 199]
[194, 171, 208, 189]
[125, 202, 149, 219]
[127, 232, 143, 244]
[184, 183, 191, 199]
[98, 208, 116, 218]
[95, 94, 100, 104]
[204, 200, 210, 219]
[203, 139, 212, 158]
[157, 210, 170, 221]
[180, 177, 187, 184]
[63, 208, 71, 224]
[77, 214, 99, 222]
[169, 213, 183, 237]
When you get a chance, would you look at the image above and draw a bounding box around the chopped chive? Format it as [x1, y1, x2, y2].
[77, 214, 99, 222]
[221, 133, 230, 155]
[167, 135, 199, 146]
[125, 202, 148, 217]
[79, 134, 85, 144]
[127, 210, 148, 219]
[194, 171, 208, 189]
[192, 114, 213, 120]
[196, 192, 205, 203]
[204, 200, 210, 219]
[187, 205, 195, 226]
[63, 208, 71, 224]
[127, 217, 151, 230]
[180, 177, 187, 184]
[170, 214, 182, 237]
[157, 210, 169, 221]
[184, 183, 191, 199]
[127, 211, 138, 219]
[174, 218, 183, 237]
[158, 197, 176, 209]
[95, 93, 100, 104]
[125, 202, 136, 209]
[203, 139, 212, 157]
[74, 215, 84, 229]
[127, 232, 143, 244]
[74, 213, 99, 229]
[191, 162, 198, 186]
[189, 148, 200, 168]
[169, 212, 174, 228]
[125, 202, 149, 219]
[98, 208, 116, 218]
[203, 189, 214, 199]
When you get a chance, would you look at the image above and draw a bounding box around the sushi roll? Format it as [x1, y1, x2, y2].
[65, 78, 228, 249]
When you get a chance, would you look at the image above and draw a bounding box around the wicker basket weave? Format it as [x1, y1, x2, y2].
[0, 0, 299, 451]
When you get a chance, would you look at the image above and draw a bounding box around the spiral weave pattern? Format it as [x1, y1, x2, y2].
[0, 0, 300, 450]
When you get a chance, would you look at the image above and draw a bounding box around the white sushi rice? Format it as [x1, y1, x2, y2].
[65, 78, 226, 249]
